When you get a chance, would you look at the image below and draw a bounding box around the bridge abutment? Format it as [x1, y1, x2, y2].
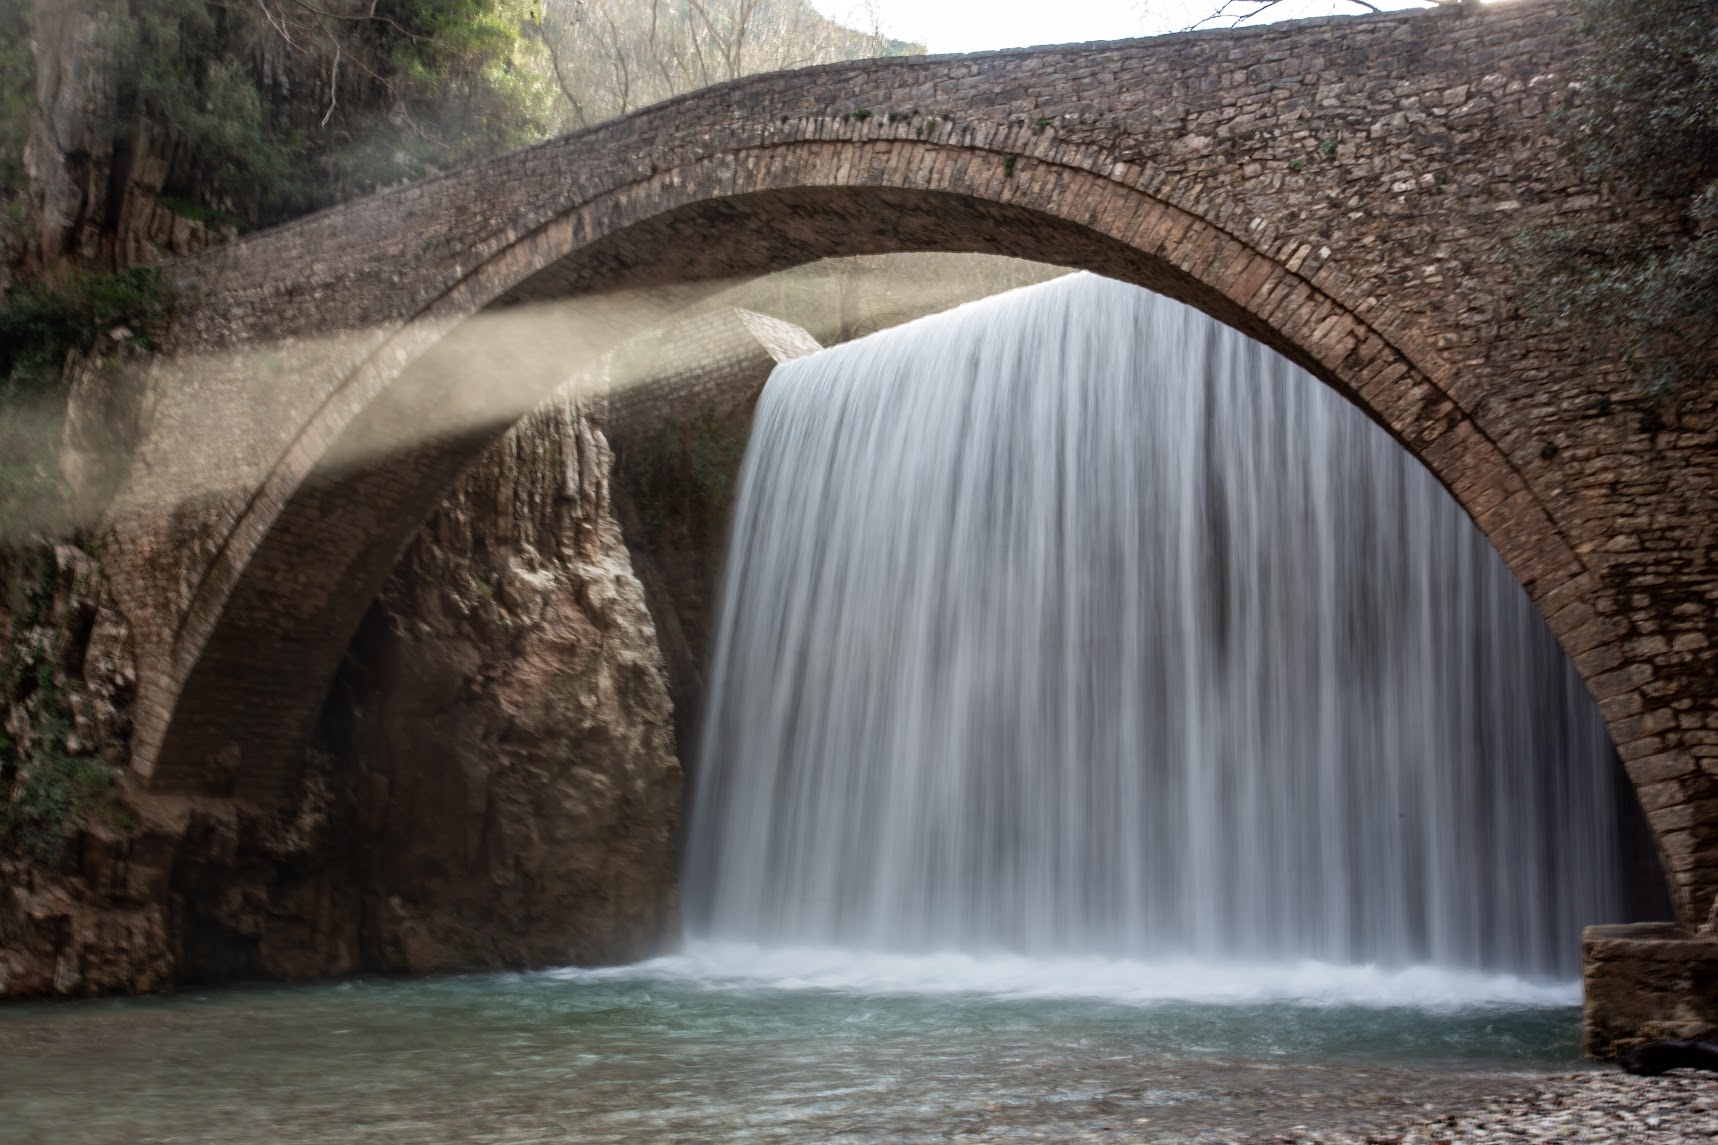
[1584, 924, 1718, 1057]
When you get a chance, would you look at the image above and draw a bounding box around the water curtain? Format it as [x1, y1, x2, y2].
[687, 273, 1628, 978]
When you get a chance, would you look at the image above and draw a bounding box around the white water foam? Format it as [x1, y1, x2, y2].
[549, 942, 1580, 1011]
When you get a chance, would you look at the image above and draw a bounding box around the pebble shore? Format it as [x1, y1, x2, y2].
[1185, 1071, 1718, 1145]
[960, 1070, 1717, 1144]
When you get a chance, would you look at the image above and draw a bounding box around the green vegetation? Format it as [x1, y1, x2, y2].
[0, 550, 116, 865]
[1515, 0, 1718, 404]
[0, 266, 173, 542]
[0, 266, 172, 387]
[157, 196, 252, 235]
[624, 414, 750, 543]
[95, 0, 559, 226]
[0, 0, 917, 252]
[111, 0, 300, 212]
[2, 693, 115, 865]
[324, 0, 559, 200]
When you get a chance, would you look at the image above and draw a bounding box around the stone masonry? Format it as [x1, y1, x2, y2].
[91, 0, 1716, 960]
[1583, 923, 1718, 1057]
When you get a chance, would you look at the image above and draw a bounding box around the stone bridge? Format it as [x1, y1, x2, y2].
[103, 0, 1716, 931]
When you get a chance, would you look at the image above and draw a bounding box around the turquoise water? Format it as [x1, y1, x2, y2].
[0, 944, 1587, 1145]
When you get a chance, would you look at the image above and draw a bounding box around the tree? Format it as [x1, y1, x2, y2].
[1515, 0, 1717, 404]
[119, 0, 559, 214]
[6, 0, 912, 270]
[10, 0, 560, 272]
[540, 0, 915, 128]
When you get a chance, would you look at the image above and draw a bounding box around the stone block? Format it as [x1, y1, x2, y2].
[1582, 923, 1718, 1058]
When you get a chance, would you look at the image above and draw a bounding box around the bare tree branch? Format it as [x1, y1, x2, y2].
[1151, 0, 1454, 32]
[320, 33, 341, 126]
[539, 0, 912, 130]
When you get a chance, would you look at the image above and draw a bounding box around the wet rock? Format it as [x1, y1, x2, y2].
[1619, 1038, 1718, 1077]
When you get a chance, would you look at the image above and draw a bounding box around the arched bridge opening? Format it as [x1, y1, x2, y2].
[103, 0, 1714, 936]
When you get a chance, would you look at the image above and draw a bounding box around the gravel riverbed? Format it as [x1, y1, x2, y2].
[966, 1070, 1718, 1145]
[1284, 1071, 1718, 1145]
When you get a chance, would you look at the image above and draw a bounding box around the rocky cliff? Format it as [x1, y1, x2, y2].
[22, 0, 239, 279]
[322, 389, 681, 974]
[1, 378, 680, 996]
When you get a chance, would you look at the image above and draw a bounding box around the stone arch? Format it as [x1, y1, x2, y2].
[136, 140, 1586, 792]
[107, 4, 1712, 931]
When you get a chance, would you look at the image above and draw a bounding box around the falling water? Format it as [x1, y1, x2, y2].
[686, 272, 1634, 980]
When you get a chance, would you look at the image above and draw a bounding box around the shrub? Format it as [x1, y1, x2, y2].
[0, 551, 116, 865]
[1514, 0, 1718, 404]
[0, 266, 173, 542]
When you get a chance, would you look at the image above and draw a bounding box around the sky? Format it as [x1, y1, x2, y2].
[811, 0, 1448, 54]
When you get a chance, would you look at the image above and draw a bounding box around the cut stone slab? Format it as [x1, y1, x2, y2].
[1583, 922, 1718, 1058]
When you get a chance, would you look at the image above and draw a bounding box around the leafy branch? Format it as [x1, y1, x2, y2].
[1512, 0, 1718, 406]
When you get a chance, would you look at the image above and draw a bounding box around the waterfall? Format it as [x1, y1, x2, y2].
[685, 272, 1633, 980]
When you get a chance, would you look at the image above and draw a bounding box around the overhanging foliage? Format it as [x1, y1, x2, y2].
[1515, 0, 1718, 405]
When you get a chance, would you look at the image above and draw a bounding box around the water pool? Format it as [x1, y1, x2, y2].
[0, 943, 1590, 1145]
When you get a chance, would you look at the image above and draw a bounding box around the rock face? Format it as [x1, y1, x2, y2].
[17, 0, 247, 283]
[321, 390, 681, 973]
[0, 541, 356, 995]
[1, 301, 833, 1000]
[1, 383, 681, 996]
[23, 0, 116, 273]
[0, 542, 160, 996]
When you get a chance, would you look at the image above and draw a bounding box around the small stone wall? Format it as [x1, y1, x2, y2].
[1583, 923, 1718, 1057]
[608, 309, 821, 436]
